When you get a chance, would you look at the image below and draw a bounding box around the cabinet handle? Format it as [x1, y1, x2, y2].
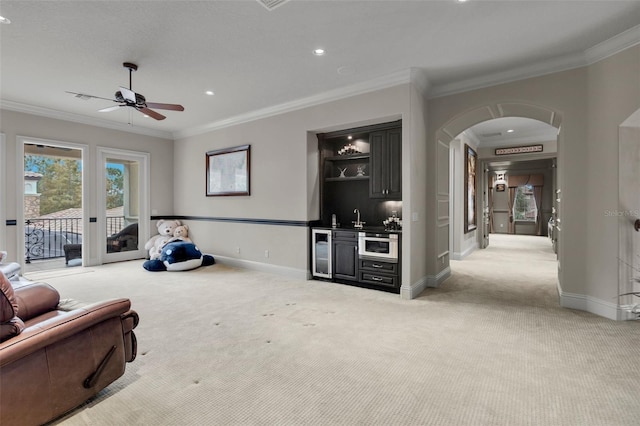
[371, 276, 383, 282]
[372, 264, 384, 268]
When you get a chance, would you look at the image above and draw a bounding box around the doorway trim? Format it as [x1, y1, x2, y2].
[16, 136, 90, 270]
[96, 146, 150, 265]
[617, 107, 640, 320]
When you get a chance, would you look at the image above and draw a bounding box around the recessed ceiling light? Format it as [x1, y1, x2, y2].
[347, 136, 353, 140]
[205, 90, 215, 96]
[0, 16, 11, 24]
[507, 129, 515, 133]
[313, 48, 326, 56]
[457, 0, 468, 3]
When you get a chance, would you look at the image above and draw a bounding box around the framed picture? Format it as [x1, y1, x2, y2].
[464, 144, 477, 233]
[496, 183, 506, 192]
[206, 145, 251, 196]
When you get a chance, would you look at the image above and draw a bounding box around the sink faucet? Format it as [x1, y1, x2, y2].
[353, 208, 365, 229]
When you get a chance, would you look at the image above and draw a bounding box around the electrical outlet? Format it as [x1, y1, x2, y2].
[264, 250, 269, 258]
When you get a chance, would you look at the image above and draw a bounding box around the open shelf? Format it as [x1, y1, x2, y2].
[326, 176, 370, 182]
[325, 153, 370, 162]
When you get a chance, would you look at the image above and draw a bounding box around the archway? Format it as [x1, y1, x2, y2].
[434, 102, 563, 300]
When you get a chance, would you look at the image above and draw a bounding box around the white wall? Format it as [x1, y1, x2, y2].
[0, 110, 174, 265]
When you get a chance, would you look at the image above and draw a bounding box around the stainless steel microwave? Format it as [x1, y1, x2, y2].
[358, 232, 399, 263]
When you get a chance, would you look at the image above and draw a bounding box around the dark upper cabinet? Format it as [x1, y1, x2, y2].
[369, 128, 402, 200]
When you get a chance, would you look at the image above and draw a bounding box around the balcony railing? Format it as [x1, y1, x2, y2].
[25, 216, 126, 263]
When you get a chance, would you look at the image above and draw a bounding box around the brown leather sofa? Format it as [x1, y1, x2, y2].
[0, 274, 139, 426]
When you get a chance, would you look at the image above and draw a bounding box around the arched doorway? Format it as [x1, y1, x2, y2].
[435, 102, 563, 302]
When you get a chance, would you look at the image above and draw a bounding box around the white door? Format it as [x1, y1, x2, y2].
[98, 147, 149, 264]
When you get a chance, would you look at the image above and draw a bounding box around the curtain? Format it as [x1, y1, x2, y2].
[508, 186, 516, 234]
[533, 185, 543, 235]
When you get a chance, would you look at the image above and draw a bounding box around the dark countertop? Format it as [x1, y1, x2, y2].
[312, 225, 402, 234]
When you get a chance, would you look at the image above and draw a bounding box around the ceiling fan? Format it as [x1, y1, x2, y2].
[66, 62, 184, 121]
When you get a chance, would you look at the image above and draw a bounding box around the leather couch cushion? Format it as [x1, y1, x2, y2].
[13, 282, 60, 322]
[0, 272, 25, 341]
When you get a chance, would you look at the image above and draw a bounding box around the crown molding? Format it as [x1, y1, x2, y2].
[585, 23, 640, 64]
[1, 100, 173, 140]
[173, 69, 412, 139]
[429, 23, 640, 99]
[428, 51, 588, 99]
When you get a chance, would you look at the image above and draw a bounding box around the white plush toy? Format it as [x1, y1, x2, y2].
[145, 219, 182, 258]
[169, 225, 192, 244]
[148, 235, 172, 260]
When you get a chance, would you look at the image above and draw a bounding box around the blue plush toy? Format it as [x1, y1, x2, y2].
[143, 241, 215, 272]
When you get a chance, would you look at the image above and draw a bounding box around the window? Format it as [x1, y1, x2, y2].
[513, 184, 538, 221]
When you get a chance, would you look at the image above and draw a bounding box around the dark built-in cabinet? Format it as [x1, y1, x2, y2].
[332, 230, 358, 281]
[359, 259, 399, 289]
[318, 120, 402, 226]
[313, 120, 402, 294]
[369, 128, 402, 200]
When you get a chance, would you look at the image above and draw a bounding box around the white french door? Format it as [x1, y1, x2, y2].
[98, 147, 149, 264]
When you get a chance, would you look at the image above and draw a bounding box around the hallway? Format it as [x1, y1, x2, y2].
[422, 234, 559, 310]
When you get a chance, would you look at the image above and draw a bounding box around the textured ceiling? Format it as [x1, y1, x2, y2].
[1, 0, 639, 138]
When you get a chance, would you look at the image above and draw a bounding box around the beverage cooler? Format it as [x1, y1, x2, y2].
[312, 229, 332, 278]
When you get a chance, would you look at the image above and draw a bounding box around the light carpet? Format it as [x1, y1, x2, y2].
[26, 234, 638, 425]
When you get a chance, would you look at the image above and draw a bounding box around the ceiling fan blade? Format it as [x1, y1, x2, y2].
[139, 107, 166, 121]
[145, 102, 185, 111]
[66, 91, 115, 102]
[98, 105, 124, 113]
[119, 86, 137, 103]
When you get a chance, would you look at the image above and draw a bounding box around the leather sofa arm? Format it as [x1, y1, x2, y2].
[120, 310, 139, 362]
[0, 298, 131, 367]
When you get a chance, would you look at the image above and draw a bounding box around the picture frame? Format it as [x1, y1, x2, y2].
[464, 144, 477, 233]
[206, 144, 251, 196]
[496, 183, 506, 192]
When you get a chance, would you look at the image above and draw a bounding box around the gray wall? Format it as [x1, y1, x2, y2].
[172, 83, 432, 290]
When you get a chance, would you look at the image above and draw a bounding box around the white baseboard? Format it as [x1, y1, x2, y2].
[451, 243, 477, 261]
[401, 267, 451, 299]
[213, 255, 309, 281]
[557, 281, 636, 321]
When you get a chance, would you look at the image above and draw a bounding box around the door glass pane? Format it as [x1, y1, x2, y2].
[23, 143, 83, 271]
[105, 158, 139, 254]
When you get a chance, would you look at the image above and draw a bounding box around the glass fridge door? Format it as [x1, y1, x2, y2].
[312, 229, 332, 278]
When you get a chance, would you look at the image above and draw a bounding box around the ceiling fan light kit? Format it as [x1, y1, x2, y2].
[68, 62, 184, 122]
